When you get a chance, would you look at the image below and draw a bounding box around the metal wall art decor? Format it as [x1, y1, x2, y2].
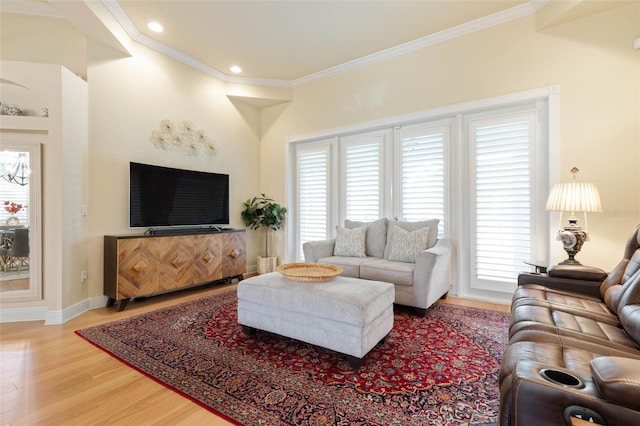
[150, 119, 217, 157]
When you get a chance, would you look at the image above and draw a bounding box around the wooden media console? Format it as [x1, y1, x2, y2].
[104, 229, 246, 311]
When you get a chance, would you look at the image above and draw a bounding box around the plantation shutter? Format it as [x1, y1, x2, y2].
[397, 123, 447, 234]
[341, 133, 383, 221]
[471, 113, 534, 285]
[297, 147, 329, 259]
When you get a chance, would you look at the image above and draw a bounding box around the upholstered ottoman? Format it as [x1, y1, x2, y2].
[237, 271, 394, 369]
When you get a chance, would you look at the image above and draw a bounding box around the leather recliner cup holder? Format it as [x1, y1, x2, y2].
[539, 369, 585, 389]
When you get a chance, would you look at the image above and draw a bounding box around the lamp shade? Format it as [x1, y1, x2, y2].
[545, 182, 602, 213]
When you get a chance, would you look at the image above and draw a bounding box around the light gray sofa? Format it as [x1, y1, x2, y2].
[303, 218, 454, 315]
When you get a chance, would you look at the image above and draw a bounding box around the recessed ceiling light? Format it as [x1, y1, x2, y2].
[230, 65, 242, 74]
[147, 22, 164, 33]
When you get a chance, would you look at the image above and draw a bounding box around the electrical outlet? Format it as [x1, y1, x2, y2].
[81, 270, 88, 282]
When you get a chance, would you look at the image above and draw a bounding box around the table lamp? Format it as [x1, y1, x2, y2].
[545, 167, 601, 265]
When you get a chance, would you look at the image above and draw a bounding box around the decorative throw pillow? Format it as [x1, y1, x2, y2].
[386, 225, 430, 263]
[333, 225, 367, 258]
[344, 218, 387, 258]
[384, 218, 439, 259]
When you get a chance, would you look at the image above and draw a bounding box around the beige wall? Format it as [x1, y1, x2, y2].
[260, 3, 640, 272]
[0, 13, 87, 78]
[85, 42, 262, 301]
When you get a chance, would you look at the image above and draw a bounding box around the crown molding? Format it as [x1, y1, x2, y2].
[293, 2, 535, 87]
[101, 0, 292, 88]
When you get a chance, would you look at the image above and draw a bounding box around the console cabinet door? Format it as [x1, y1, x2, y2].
[159, 236, 195, 291]
[116, 237, 160, 299]
[194, 234, 222, 283]
[222, 232, 246, 278]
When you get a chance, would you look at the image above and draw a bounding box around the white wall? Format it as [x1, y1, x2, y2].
[260, 4, 640, 273]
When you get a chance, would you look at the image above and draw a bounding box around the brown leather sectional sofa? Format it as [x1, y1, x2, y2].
[499, 225, 640, 425]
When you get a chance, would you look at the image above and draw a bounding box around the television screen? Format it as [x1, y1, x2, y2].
[129, 162, 229, 228]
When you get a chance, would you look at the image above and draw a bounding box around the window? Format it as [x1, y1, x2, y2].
[396, 123, 448, 234]
[341, 132, 385, 221]
[288, 88, 553, 302]
[469, 112, 536, 288]
[295, 144, 330, 259]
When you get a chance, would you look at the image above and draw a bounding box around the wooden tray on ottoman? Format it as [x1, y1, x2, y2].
[276, 262, 343, 282]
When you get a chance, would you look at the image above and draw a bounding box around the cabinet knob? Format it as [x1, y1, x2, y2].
[202, 252, 214, 263]
[228, 248, 240, 259]
[171, 256, 183, 267]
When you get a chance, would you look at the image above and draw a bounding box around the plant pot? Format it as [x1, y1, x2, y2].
[257, 256, 277, 275]
[6, 215, 19, 226]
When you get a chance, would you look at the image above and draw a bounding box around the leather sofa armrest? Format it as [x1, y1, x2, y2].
[590, 357, 640, 411]
[518, 273, 602, 298]
[548, 264, 608, 282]
[302, 239, 336, 263]
[507, 360, 639, 425]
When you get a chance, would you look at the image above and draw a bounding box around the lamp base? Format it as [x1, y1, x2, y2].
[558, 258, 582, 265]
[557, 217, 588, 265]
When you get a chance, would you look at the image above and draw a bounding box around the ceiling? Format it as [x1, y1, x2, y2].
[3, 1, 631, 86]
[115, 0, 527, 82]
[4, 0, 531, 84]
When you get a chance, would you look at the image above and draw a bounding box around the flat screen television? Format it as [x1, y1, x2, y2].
[129, 162, 229, 228]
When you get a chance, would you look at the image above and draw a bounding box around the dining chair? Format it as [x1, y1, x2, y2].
[5, 228, 29, 273]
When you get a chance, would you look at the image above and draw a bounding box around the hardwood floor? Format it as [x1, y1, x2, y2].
[0, 284, 509, 426]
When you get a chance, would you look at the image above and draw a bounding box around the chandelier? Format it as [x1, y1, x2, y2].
[1, 153, 30, 186]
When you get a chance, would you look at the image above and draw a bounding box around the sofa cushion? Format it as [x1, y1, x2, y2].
[384, 219, 439, 259]
[318, 256, 374, 278]
[333, 225, 367, 258]
[360, 258, 415, 286]
[345, 218, 387, 258]
[386, 225, 430, 263]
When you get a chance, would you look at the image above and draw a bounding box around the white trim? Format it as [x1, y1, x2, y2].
[99, 1, 534, 89]
[0, 296, 109, 324]
[0, 306, 47, 323]
[45, 298, 89, 325]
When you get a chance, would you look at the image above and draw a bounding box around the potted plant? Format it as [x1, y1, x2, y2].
[241, 194, 287, 274]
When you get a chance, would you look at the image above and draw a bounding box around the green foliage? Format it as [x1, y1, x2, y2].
[241, 194, 287, 257]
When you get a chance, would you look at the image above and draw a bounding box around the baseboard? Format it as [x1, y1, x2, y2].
[1, 295, 110, 324]
[45, 298, 90, 325]
[0, 306, 48, 323]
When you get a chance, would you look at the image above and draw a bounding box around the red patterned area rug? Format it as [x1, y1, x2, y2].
[76, 290, 509, 426]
